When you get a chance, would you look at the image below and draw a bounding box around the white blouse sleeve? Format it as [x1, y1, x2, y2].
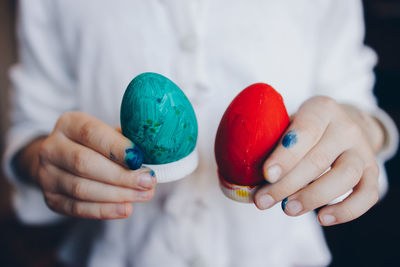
[315, 0, 398, 197]
[2, 0, 76, 224]
[315, 0, 378, 111]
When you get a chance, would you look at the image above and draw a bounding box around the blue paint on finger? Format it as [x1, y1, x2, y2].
[125, 143, 143, 170]
[281, 197, 288, 211]
[282, 130, 297, 148]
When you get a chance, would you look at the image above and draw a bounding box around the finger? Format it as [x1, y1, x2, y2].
[263, 105, 330, 183]
[45, 192, 133, 219]
[281, 150, 364, 216]
[317, 163, 379, 226]
[255, 123, 352, 210]
[41, 164, 155, 203]
[42, 134, 156, 190]
[58, 112, 142, 170]
[262, 96, 337, 183]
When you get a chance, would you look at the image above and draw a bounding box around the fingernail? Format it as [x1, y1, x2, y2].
[117, 204, 126, 216]
[138, 172, 155, 189]
[257, 194, 275, 209]
[265, 165, 281, 183]
[320, 214, 336, 225]
[285, 200, 303, 215]
[281, 197, 288, 211]
[125, 143, 143, 170]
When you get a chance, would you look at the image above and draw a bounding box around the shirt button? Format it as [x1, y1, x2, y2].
[180, 34, 198, 52]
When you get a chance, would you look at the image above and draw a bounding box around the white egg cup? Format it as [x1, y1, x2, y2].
[143, 147, 199, 183]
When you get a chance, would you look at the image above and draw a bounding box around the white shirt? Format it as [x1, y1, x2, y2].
[4, 0, 398, 266]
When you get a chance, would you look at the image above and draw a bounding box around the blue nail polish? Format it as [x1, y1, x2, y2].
[125, 143, 143, 170]
[281, 197, 288, 211]
[282, 130, 297, 148]
[149, 169, 156, 177]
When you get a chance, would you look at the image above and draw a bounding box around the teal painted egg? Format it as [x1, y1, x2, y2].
[120, 73, 198, 164]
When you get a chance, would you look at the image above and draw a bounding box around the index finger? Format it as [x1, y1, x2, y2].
[262, 97, 332, 183]
[58, 112, 143, 170]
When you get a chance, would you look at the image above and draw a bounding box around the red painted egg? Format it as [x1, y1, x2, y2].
[215, 83, 289, 187]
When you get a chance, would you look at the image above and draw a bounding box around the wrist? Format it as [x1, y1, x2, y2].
[12, 136, 46, 185]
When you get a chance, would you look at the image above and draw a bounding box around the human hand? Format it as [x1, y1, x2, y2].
[33, 112, 156, 219]
[254, 96, 384, 226]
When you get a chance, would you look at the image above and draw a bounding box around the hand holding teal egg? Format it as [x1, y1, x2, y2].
[121, 73, 199, 182]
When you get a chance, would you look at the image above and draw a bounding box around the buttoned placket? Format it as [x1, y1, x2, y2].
[162, 0, 210, 107]
[157, 2, 214, 266]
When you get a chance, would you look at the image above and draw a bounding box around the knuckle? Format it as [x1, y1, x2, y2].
[71, 180, 86, 199]
[79, 120, 93, 144]
[127, 172, 144, 189]
[45, 199, 56, 211]
[37, 166, 48, 186]
[365, 181, 380, 205]
[121, 189, 136, 202]
[295, 118, 321, 141]
[70, 201, 82, 216]
[145, 189, 155, 200]
[57, 112, 86, 131]
[115, 171, 130, 187]
[309, 95, 337, 110]
[306, 189, 321, 207]
[98, 205, 108, 219]
[37, 163, 48, 177]
[57, 112, 72, 128]
[126, 204, 133, 216]
[346, 124, 362, 139]
[38, 140, 52, 161]
[343, 163, 363, 181]
[44, 193, 56, 209]
[308, 150, 330, 171]
[134, 189, 155, 202]
[110, 188, 125, 202]
[43, 191, 52, 199]
[272, 182, 292, 200]
[366, 161, 380, 177]
[342, 205, 356, 222]
[71, 149, 88, 174]
[115, 192, 126, 202]
[303, 125, 321, 143]
[57, 113, 69, 124]
[316, 96, 337, 108]
[370, 188, 379, 205]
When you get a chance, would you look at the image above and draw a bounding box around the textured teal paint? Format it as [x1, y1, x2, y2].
[124, 143, 143, 170]
[120, 73, 198, 164]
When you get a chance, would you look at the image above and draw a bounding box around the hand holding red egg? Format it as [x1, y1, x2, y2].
[216, 84, 384, 227]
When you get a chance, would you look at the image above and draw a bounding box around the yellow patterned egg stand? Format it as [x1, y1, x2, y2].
[218, 175, 258, 203]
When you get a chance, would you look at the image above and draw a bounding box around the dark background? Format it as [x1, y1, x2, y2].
[325, 1, 400, 266]
[0, 0, 399, 266]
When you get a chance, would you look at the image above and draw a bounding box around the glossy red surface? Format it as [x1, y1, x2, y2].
[215, 83, 289, 186]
